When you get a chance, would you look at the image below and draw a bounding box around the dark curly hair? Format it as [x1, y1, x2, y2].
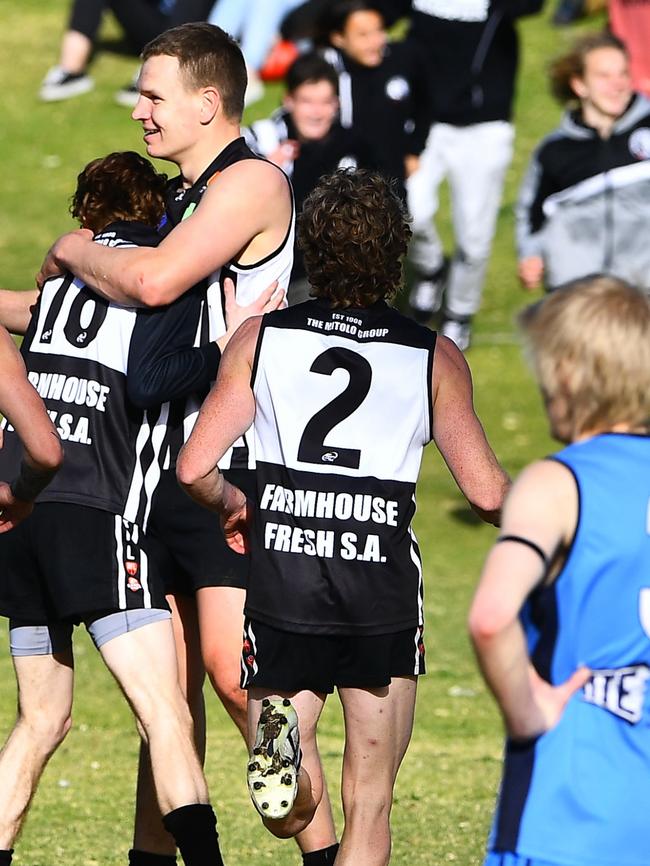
[298, 169, 411, 308]
[549, 32, 627, 104]
[70, 151, 167, 234]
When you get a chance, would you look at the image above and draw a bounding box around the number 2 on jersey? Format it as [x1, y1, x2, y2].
[298, 347, 372, 469]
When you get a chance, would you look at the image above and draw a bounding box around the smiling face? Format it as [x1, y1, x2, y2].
[285, 80, 339, 141]
[331, 10, 386, 68]
[571, 46, 632, 123]
[132, 54, 206, 166]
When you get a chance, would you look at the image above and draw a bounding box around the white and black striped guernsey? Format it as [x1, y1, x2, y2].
[0, 222, 206, 529]
[162, 136, 295, 469]
[247, 299, 436, 635]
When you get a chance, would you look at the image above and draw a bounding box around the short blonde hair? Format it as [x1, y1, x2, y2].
[519, 275, 650, 439]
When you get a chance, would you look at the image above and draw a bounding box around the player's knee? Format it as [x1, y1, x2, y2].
[136, 692, 194, 744]
[342, 784, 392, 822]
[205, 664, 246, 715]
[20, 706, 72, 753]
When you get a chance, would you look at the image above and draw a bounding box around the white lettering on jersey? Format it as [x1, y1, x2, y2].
[28, 371, 110, 412]
[583, 664, 650, 724]
[48, 411, 93, 445]
[340, 532, 387, 563]
[260, 483, 399, 526]
[264, 523, 335, 558]
[412, 0, 489, 22]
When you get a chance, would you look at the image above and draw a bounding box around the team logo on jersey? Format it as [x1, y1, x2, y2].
[582, 663, 650, 724]
[629, 128, 650, 160]
[127, 575, 142, 592]
[125, 560, 139, 577]
[386, 76, 410, 101]
[322, 451, 339, 463]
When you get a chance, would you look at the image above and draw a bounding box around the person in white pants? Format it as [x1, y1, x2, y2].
[407, 120, 514, 348]
[402, 0, 543, 350]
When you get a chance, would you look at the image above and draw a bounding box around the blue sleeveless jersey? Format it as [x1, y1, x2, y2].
[488, 433, 650, 866]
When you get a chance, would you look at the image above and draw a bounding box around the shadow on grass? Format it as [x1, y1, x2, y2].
[449, 506, 483, 526]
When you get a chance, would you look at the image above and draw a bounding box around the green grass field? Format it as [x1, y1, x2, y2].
[0, 4, 606, 864]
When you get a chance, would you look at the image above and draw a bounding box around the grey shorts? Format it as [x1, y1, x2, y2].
[9, 608, 171, 656]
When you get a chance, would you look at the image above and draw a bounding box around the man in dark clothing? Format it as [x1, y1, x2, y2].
[405, 0, 544, 350]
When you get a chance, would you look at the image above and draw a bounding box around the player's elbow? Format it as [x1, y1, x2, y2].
[467, 603, 503, 648]
[175, 449, 200, 492]
[468, 493, 503, 527]
[32, 435, 64, 475]
[130, 268, 180, 308]
[126, 375, 167, 411]
[468, 475, 509, 527]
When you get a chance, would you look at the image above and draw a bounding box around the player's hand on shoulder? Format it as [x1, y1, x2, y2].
[0, 481, 33, 533]
[36, 228, 94, 289]
[220, 277, 286, 349]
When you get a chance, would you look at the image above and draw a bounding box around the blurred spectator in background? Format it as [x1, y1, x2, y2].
[609, 0, 650, 96]
[40, 0, 212, 105]
[245, 52, 372, 303]
[405, 0, 544, 351]
[208, 0, 305, 104]
[553, 0, 606, 24]
[552, 0, 586, 23]
[319, 0, 430, 199]
[516, 33, 650, 293]
[281, 0, 411, 42]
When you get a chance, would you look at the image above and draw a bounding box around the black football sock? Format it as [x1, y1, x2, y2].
[162, 804, 224, 866]
[0, 850, 13, 866]
[128, 849, 177, 866]
[302, 843, 340, 865]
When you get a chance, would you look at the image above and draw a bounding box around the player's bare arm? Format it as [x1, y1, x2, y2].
[431, 335, 510, 524]
[468, 459, 590, 739]
[37, 160, 291, 307]
[177, 317, 260, 542]
[0, 289, 38, 336]
[0, 327, 63, 531]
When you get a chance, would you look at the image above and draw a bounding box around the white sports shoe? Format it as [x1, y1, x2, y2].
[40, 66, 94, 102]
[441, 317, 471, 352]
[115, 71, 140, 108]
[408, 260, 448, 324]
[247, 698, 301, 820]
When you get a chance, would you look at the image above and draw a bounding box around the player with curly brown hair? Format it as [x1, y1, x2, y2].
[0, 151, 232, 866]
[176, 169, 510, 866]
